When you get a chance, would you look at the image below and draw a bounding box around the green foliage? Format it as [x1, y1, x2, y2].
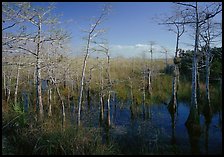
[210, 47, 222, 79]
[2, 113, 117, 155]
[179, 47, 222, 81]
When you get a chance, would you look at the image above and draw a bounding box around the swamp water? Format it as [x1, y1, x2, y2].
[76, 98, 222, 155]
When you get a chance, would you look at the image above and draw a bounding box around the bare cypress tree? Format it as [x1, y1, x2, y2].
[173, 2, 222, 129]
[14, 55, 21, 105]
[158, 6, 185, 113]
[2, 3, 70, 121]
[200, 13, 222, 104]
[77, 4, 111, 126]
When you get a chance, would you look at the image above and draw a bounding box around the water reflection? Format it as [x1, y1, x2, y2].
[202, 102, 213, 154]
[167, 105, 177, 145]
[186, 123, 201, 154]
[67, 95, 221, 154]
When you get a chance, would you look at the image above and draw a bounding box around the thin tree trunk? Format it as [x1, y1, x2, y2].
[36, 21, 43, 120]
[48, 83, 52, 117]
[3, 71, 6, 100]
[143, 69, 146, 120]
[33, 67, 36, 87]
[107, 91, 111, 127]
[205, 47, 210, 104]
[99, 64, 104, 123]
[77, 33, 91, 126]
[185, 2, 200, 128]
[6, 76, 11, 103]
[147, 68, 152, 95]
[196, 64, 200, 100]
[191, 3, 199, 110]
[106, 49, 112, 127]
[14, 55, 21, 105]
[50, 76, 65, 127]
[143, 70, 146, 104]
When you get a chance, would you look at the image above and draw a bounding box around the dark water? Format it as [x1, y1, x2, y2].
[81, 99, 222, 155]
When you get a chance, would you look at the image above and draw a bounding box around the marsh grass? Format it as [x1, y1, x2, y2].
[2, 57, 221, 155]
[2, 111, 118, 155]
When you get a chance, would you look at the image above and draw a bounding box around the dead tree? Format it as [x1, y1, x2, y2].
[200, 12, 222, 105]
[77, 4, 111, 126]
[3, 3, 69, 121]
[49, 75, 66, 127]
[173, 2, 222, 129]
[14, 55, 21, 105]
[146, 41, 155, 95]
[159, 6, 186, 113]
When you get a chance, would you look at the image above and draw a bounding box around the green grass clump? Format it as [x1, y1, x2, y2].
[2, 109, 118, 155]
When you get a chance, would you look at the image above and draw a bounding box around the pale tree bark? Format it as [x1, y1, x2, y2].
[158, 8, 185, 112]
[14, 55, 21, 105]
[3, 71, 7, 99]
[77, 4, 111, 126]
[50, 76, 66, 127]
[3, 3, 69, 122]
[200, 10, 221, 106]
[78, 47, 90, 126]
[142, 68, 146, 120]
[107, 91, 111, 127]
[99, 62, 104, 124]
[185, 2, 199, 127]
[205, 46, 210, 104]
[36, 20, 44, 119]
[147, 41, 155, 95]
[172, 2, 222, 128]
[106, 48, 111, 127]
[47, 80, 52, 117]
[97, 43, 112, 127]
[6, 75, 12, 103]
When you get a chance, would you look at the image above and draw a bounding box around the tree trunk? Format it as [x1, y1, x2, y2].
[107, 91, 111, 127]
[100, 95, 104, 122]
[36, 21, 43, 120]
[77, 33, 91, 126]
[14, 55, 21, 105]
[6, 75, 11, 103]
[196, 64, 200, 100]
[48, 82, 52, 117]
[3, 71, 6, 100]
[33, 67, 36, 87]
[50, 77, 66, 127]
[99, 63, 104, 125]
[185, 2, 200, 129]
[205, 47, 210, 104]
[147, 68, 152, 95]
[168, 65, 178, 113]
[106, 50, 111, 127]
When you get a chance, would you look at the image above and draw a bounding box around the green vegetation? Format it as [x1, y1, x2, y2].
[2, 47, 222, 155]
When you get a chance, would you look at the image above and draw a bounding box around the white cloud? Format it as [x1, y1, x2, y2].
[69, 43, 176, 59]
[109, 44, 175, 59]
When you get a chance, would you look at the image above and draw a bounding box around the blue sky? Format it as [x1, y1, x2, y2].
[32, 2, 222, 58]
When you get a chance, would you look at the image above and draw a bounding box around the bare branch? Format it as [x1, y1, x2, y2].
[174, 2, 196, 9]
[17, 46, 37, 56]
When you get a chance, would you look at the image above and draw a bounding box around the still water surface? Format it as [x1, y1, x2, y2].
[81, 99, 222, 154]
